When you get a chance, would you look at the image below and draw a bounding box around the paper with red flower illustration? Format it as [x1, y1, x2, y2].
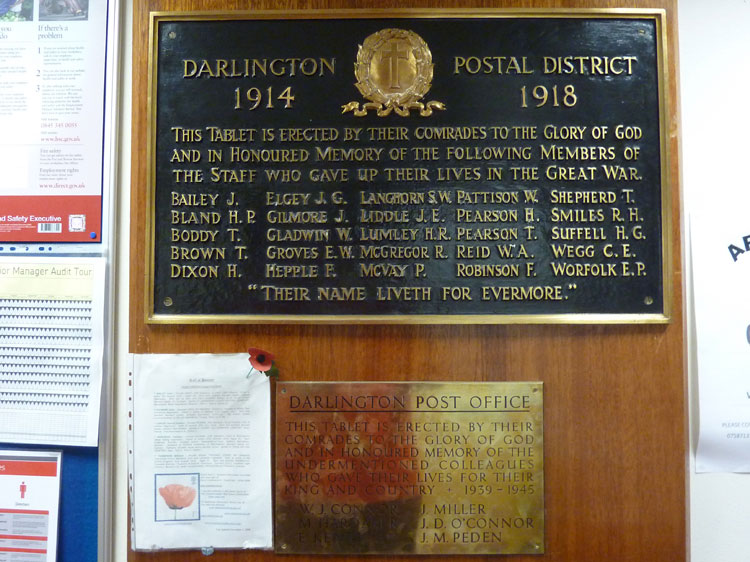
[128, 353, 272, 550]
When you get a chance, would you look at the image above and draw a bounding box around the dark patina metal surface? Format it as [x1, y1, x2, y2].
[148, 11, 669, 323]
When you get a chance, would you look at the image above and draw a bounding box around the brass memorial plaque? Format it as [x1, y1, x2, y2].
[275, 381, 544, 555]
[147, 10, 671, 324]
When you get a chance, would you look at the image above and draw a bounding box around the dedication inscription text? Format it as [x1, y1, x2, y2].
[148, 11, 669, 322]
[275, 381, 544, 555]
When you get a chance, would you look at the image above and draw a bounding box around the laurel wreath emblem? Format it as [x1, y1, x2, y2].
[342, 28, 445, 117]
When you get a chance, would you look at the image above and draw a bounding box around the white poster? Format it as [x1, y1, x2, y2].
[0, 449, 62, 562]
[129, 354, 272, 551]
[693, 212, 750, 472]
[0, 0, 106, 242]
[0, 257, 105, 446]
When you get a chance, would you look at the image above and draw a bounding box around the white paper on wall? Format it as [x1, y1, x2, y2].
[128, 353, 272, 551]
[693, 212, 750, 472]
[0, 257, 105, 446]
[0, 449, 62, 562]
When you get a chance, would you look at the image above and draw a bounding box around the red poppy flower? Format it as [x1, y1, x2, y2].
[158, 484, 196, 509]
[248, 348, 274, 372]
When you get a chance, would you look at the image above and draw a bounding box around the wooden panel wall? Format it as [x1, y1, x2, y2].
[129, 1, 685, 562]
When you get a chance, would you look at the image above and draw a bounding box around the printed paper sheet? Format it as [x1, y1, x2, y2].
[693, 212, 750, 472]
[0, 449, 62, 562]
[0, 0, 106, 242]
[0, 257, 104, 446]
[129, 353, 272, 551]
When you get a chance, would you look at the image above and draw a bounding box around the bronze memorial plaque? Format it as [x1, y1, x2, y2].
[275, 381, 544, 555]
[146, 10, 671, 323]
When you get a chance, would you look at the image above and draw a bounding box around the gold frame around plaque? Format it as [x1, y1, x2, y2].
[144, 9, 673, 325]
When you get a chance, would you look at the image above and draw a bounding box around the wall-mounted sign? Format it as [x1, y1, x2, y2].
[275, 381, 544, 555]
[146, 10, 671, 324]
[0, 0, 105, 243]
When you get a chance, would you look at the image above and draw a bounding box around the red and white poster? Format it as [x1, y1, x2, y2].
[0, 450, 61, 562]
[0, 0, 106, 243]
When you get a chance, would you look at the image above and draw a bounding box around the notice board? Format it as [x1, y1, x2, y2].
[130, 1, 685, 561]
[0, 1, 118, 561]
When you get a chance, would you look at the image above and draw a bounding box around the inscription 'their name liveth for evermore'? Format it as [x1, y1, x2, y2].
[150, 14, 667, 320]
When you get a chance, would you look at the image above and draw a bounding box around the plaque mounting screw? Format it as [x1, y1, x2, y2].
[644, 296, 654, 306]
[163, 297, 173, 307]
[168, 31, 176, 39]
[280, 543, 288, 551]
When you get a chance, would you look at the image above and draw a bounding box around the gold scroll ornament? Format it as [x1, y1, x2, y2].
[342, 28, 446, 117]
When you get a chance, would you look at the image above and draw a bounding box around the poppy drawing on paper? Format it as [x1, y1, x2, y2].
[158, 484, 197, 519]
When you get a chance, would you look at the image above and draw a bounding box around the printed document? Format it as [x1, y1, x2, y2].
[0, 1, 108, 242]
[0, 257, 104, 446]
[693, 212, 750, 472]
[129, 353, 272, 550]
[0, 449, 62, 562]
